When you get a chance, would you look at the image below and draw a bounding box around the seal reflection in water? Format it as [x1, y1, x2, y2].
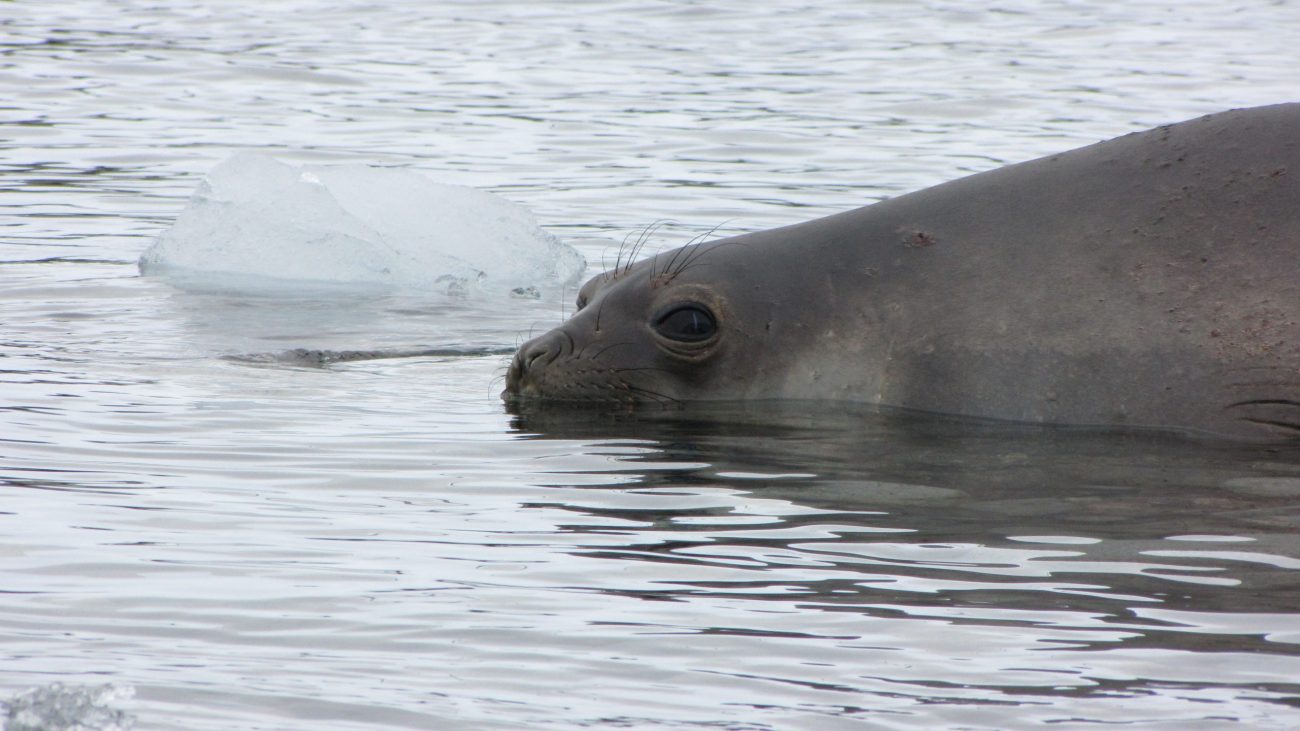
[505, 104, 1300, 440]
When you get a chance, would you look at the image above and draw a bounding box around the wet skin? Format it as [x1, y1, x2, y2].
[506, 105, 1300, 440]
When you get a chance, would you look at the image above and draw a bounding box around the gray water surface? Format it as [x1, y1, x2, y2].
[3, 1, 1299, 729]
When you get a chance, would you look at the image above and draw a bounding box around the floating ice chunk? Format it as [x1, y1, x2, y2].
[139, 153, 586, 295]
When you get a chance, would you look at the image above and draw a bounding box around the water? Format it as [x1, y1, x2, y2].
[3, 1, 1299, 728]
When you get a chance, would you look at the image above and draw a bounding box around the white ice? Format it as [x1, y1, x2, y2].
[139, 153, 586, 295]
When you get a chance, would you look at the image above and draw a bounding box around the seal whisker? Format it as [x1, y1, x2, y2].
[684, 220, 732, 250]
[664, 239, 746, 283]
[574, 333, 612, 360]
[624, 384, 680, 405]
[610, 366, 677, 375]
[620, 220, 672, 277]
[587, 340, 635, 362]
[665, 243, 706, 282]
[670, 221, 729, 268]
[654, 221, 719, 281]
[1228, 399, 1300, 408]
[614, 228, 637, 274]
[626, 231, 648, 274]
[1239, 417, 1300, 433]
[658, 239, 693, 280]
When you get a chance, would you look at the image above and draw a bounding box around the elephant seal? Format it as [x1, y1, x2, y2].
[504, 104, 1300, 440]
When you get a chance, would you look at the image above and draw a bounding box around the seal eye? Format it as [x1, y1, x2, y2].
[575, 294, 588, 311]
[654, 305, 717, 342]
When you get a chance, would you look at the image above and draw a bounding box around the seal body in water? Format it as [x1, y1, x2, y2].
[505, 104, 1300, 440]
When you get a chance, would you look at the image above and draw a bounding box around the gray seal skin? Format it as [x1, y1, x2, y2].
[505, 104, 1300, 440]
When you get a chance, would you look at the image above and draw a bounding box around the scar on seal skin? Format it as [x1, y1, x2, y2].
[506, 104, 1300, 440]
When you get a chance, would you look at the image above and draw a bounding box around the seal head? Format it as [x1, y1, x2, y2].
[507, 240, 788, 404]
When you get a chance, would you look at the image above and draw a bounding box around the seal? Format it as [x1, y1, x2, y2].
[505, 104, 1300, 439]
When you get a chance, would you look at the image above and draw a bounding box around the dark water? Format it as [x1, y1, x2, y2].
[3, 0, 1299, 728]
[503, 404, 1300, 727]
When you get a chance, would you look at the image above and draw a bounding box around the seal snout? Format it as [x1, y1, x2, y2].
[505, 331, 568, 396]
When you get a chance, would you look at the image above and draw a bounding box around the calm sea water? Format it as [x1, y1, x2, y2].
[3, 1, 1299, 729]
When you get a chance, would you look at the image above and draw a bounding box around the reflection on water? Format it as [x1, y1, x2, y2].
[507, 405, 1300, 722]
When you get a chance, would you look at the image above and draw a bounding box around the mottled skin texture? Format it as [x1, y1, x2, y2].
[505, 105, 1300, 439]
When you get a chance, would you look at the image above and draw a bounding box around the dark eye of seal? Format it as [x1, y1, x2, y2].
[654, 305, 717, 342]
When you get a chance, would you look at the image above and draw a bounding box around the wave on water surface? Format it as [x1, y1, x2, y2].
[138, 153, 586, 297]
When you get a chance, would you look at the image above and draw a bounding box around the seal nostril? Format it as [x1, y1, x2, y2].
[524, 345, 548, 370]
[506, 329, 581, 398]
[512, 334, 563, 381]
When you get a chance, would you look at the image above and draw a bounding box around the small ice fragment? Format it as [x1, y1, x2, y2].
[3, 682, 135, 731]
